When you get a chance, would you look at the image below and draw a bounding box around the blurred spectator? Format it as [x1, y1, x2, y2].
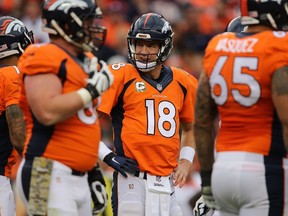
[98, 0, 130, 63]
[97, 0, 238, 72]
[178, 3, 213, 49]
[20, 0, 49, 43]
[0, 0, 22, 17]
[127, 0, 150, 21]
[103, 1, 130, 48]
[150, 0, 182, 25]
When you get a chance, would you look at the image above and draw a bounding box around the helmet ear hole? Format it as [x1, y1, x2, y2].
[127, 12, 174, 72]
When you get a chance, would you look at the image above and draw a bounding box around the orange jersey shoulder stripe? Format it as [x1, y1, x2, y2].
[0, 66, 21, 112]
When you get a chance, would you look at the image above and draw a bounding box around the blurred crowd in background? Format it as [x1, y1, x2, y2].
[0, 0, 239, 215]
[0, 0, 239, 79]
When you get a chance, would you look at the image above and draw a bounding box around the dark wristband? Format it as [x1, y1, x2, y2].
[85, 83, 99, 99]
[103, 152, 114, 164]
[200, 170, 212, 187]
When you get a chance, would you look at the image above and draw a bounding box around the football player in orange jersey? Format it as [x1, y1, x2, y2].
[15, 0, 113, 215]
[0, 16, 33, 216]
[194, 16, 248, 216]
[195, 0, 288, 216]
[97, 13, 198, 216]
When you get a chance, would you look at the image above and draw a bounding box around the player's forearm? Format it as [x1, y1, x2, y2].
[272, 65, 288, 153]
[179, 123, 195, 162]
[194, 71, 217, 171]
[6, 104, 26, 155]
[194, 124, 215, 171]
[181, 123, 195, 148]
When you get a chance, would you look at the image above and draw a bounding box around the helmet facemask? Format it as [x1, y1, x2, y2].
[241, 0, 288, 31]
[81, 14, 107, 52]
[128, 38, 163, 72]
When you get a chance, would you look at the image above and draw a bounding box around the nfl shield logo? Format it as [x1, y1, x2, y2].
[156, 176, 161, 182]
[156, 84, 162, 91]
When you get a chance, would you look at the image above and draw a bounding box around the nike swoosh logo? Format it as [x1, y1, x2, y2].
[112, 157, 120, 165]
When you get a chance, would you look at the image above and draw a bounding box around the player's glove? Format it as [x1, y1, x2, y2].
[103, 153, 140, 177]
[85, 57, 114, 99]
[200, 170, 220, 210]
[87, 164, 108, 216]
[193, 196, 215, 216]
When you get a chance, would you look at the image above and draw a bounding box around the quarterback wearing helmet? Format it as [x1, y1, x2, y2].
[0, 16, 33, 216]
[195, 0, 288, 215]
[15, 0, 113, 215]
[98, 13, 197, 216]
[127, 13, 174, 72]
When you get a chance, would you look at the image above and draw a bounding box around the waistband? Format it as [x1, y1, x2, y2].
[216, 152, 263, 162]
[135, 171, 147, 179]
[53, 160, 86, 176]
[216, 152, 288, 163]
[24, 158, 86, 176]
[134, 172, 174, 180]
[71, 169, 86, 176]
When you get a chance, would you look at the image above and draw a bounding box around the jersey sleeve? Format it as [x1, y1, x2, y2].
[3, 67, 21, 107]
[18, 44, 63, 76]
[97, 64, 125, 115]
[266, 33, 288, 77]
[176, 68, 198, 122]
[202, 34, 221, 77]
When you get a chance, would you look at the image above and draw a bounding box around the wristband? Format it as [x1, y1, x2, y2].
[200, 170, 212, 187]
[98, 141, 113, 161]
[179, 146, 195, 163]
[77, 88, 92, 106]
[85, 83, 99, 100]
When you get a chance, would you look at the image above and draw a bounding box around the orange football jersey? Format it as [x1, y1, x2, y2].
[0, 65, 21, 177]
[203, 31, 288, 157]
[98, 63, 197, 176]
[18, 44, 101, 172]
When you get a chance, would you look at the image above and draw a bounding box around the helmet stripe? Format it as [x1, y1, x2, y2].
[241, 0, 248, 16]
[0, 19, 12, 33]
[143, 13, 153, 28]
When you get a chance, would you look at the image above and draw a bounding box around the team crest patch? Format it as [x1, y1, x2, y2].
[135, 81, 146, 92]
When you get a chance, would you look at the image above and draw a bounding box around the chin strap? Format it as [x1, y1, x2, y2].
[0, 50, 19, 59]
